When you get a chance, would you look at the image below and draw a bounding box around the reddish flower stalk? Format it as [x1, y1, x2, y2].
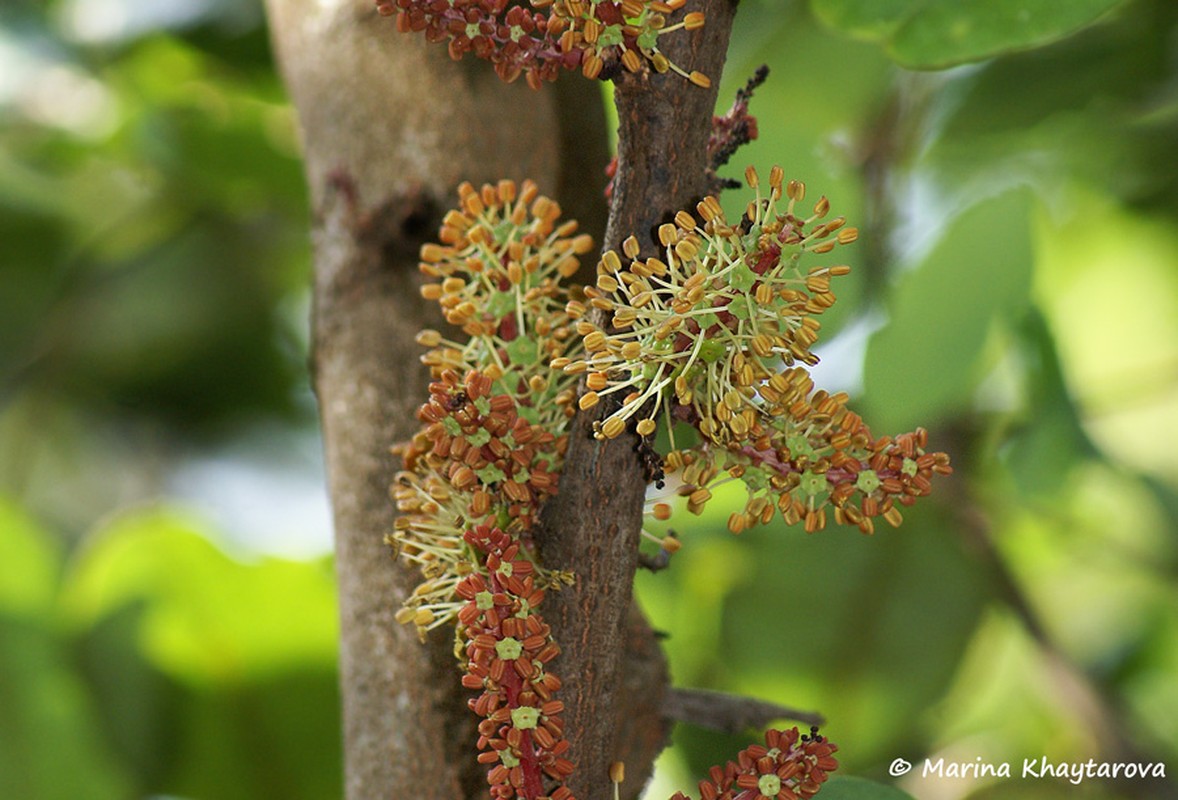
[457, 525, 576, 800]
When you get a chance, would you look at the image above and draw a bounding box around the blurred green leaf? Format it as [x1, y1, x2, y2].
[889, 0, 1128, 69]
[1003, 310, 1096, 496]
[74, 601, 181, 792]
[863, 188, 1034, 432]
[57, 507, 342, 799]
[810, 0, 927, 39]
[0, 498, 59, 614]
[0, 502, 129, 797]
[644, 493, 990, 771]
[811, 0, 1128, 69]
[62, 507, 337, 682]
[821, 775, 915, 799]
[165, 672, 341, 800]
[923, 0, 1178, 214]
[0, 619, 130, 800]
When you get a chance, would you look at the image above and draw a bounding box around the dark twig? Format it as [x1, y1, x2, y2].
[706, 64, 769, 193]
[665, 687, 825, 733]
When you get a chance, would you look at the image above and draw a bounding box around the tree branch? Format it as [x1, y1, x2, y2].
[536, 4, 739, 800]
[664, 688, 825, 734]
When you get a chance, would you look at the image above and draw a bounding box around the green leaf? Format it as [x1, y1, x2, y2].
[0, 499, 59, 615]
[810, 0, 920, 40]
[890, 0, 1129, 69]
[820, 775, 916, 800]
[811, 0, 1128, 69]
[1003, 310, 1096, 495]
[60, 508, 338, 683]
[0, 618, 132, 800]
[73, 601, 181, 791]
[52, 509, 343, 800]
[862, 188, 1034, 432]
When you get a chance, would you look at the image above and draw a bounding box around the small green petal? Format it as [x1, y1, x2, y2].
[505, 335, 536, 366]
[786, 434, 816, 460]
[511, 706, 541, 730]
[758, 774, 781, 798]
[729, 261, 758, 292]
[699, 339, 727, 363]
[855, 469, 881, 494]
[800, 470, 827, 497]
[696, 312, 720, 330]
[743, 467, 768, 492]
[487, 291, 515, 318]
[475, 464, 506, 484]
[597, 26, 624, 48]
[495, 637, 523, 660]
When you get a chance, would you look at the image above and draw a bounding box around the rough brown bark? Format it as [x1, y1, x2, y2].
[535, 4, 739, 800]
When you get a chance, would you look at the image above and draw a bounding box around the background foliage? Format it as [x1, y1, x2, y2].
[2, 0, 1176, 798]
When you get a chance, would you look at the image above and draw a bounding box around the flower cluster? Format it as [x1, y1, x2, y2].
[670, 728, 839, 800]
[416, 179, 587, 421]
[569, 165, 951, 533]
[395, 165, 945, 800]
[393, 179, 586, 633]
[459, 526, 575, 800]
[393, 181, 586, 798]
[404, 368, 563, 530]
[377, 0, 709, 88]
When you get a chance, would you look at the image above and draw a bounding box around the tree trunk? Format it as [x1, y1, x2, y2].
[265, 0, 736, 798]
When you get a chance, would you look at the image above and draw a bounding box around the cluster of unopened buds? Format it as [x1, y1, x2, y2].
[393, 164, 949, 798]
[377, 0, 710, 88]
[459, 526, 575, 800]
[670, 727, 839, 800]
